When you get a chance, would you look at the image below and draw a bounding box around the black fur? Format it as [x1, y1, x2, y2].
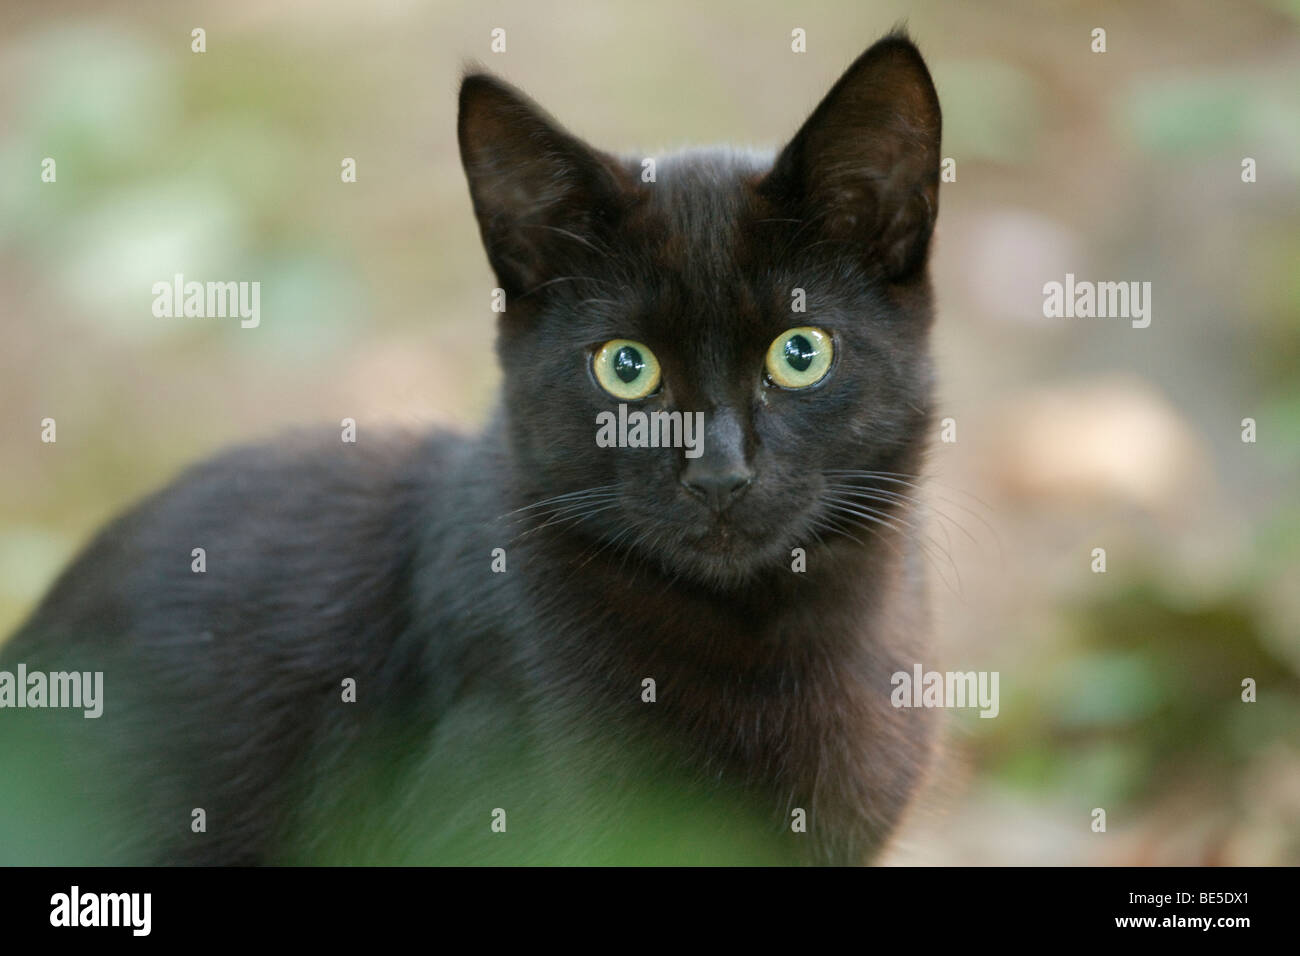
[0, 31, 943, 864]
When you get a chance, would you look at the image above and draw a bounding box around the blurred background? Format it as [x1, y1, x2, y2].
[0, 0, 1296, 864]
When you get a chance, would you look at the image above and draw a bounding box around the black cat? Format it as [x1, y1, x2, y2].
[0, 30, 943, 865]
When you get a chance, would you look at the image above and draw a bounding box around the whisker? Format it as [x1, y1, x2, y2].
[822, 485, 980, 551]
[519, 224, 612, 260]
[509, 502, 621, 544]
[500, 484, 619, 518]
[823, 473, 998, 552]
[818, 492, 963, 593]
[825, 470, 1000, 531]
[567, 522, 640, 576]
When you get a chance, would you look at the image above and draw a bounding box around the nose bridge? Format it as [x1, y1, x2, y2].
[669, 280, 757, 504]
[678, 393, 755, 513]
[697, 401, 747, 470]
[671, 319, 752, 471]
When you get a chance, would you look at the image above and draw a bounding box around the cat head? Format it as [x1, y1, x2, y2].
[458, 32, 942, 589]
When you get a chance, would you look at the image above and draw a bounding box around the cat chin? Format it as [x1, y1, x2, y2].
[651, 529, 795, 590]
[666, 552, 769, 590]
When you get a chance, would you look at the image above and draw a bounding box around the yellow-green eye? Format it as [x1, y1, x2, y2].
[593, 339, 661, 400]
[765, 327, 833, 389]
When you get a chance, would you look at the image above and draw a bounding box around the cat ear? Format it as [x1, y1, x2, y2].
[458, 72, 629, 298]
[760, 32, 942, 282]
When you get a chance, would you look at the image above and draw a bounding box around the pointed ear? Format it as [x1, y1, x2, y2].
[760, 33, 942, 282]
[458, 73, 629, 298]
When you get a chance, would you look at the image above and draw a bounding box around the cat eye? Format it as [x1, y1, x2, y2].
[764, 327, 834, 389]
[592, 339, 662, 400]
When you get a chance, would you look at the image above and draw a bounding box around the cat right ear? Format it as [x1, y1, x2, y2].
[760, 32, 942, 283]
[458, 73, 629, 299]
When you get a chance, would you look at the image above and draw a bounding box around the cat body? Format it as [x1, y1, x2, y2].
[0, 32, 943, 865]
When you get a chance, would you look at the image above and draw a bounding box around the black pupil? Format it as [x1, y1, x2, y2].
[613, 346, 644, 383]
[784, 334, 815, 372]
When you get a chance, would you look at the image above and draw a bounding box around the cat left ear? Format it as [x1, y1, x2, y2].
[760, 32, 942, 282]
[458, 72, 629, 299]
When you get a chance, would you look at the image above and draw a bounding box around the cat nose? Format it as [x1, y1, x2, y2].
[680, 463, 753, 513]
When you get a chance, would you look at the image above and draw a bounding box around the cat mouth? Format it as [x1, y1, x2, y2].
[698, 526, 736, 547]
[685, 519, 757, 553]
